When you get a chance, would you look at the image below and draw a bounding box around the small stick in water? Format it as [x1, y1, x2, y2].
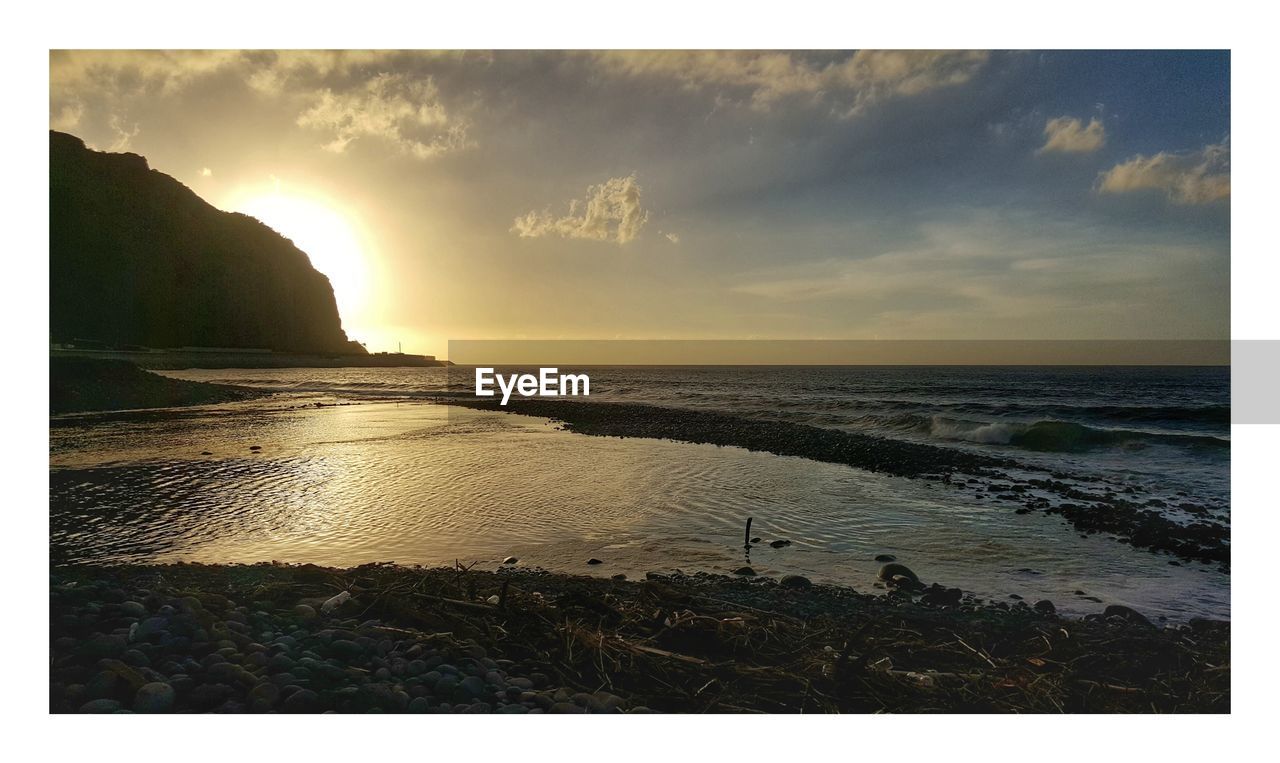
[744, 517, 753, 549]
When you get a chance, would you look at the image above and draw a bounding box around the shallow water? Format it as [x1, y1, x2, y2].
[50, 399, 1228, 621]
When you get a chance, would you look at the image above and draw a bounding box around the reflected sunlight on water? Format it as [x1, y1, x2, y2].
[50, 400, 1229, 620]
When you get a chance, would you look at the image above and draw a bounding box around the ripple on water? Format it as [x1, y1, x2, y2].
[50, 400, 1229, 620]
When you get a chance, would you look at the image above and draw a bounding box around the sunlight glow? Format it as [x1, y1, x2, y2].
[228, 186, 374, 335]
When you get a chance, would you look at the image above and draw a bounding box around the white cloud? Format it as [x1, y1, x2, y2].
[664, 232, 681, 244]
[200, 167, 213, 177]
[1097, 140, 1230, 204]
[1038, 116, 1106, 154]
[296, 73, 471, 160]
[595, 50, 989, 115]
[512, 174, 650, 245]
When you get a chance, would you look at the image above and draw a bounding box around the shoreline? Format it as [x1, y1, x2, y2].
[50, 562, 1229, 713]
[449, 398, 1230, 570]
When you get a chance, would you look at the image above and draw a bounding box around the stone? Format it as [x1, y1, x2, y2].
[458, 675, 487, 700]
[281, 688, 320, 713]
[248, 682, 280, 712]
[120, 601, 148, 618]
[769, 539, 791, 548]
[84, 634, 127, 658]
[779, 574, 812, 589]
[586, 558, 604, 565]
[79, 698, 122, 714]
[1103, 604, 1153, 627]
[877, 563, 919, 583]
[1033, 600, 1056, 614]
[133, 682, 175, 713]
[502, 556, 518, 565]
[874, 554, 897, 563]
[733, 566, 756, 576]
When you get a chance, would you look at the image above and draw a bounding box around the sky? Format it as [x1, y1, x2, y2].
[49, 50, 1230, 359]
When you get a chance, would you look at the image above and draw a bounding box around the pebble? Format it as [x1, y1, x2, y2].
[586, 558, 604, 565]
[79, 698, 122, 714]
[733, 566, 756, 576]
[133, 682, 176, 713]
[779, 574, 812, 589]
[502, 556, 518, 565]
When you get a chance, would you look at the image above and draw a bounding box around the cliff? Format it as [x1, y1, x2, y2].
[49, 131, 364, 355]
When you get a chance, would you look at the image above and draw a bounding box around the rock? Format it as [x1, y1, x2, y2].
[458, 675, 487, 700]
[1033, 600, 1056, 614]
[200, 451, 213, 455]
[769, 539, 791, 548]
[249, 445, 262, 451]
[292, 604, 317, 620]
[733, 566, 756, 576]
[281, 688, 320, 713]
[408, 696, 431, 713]
[873, 554, 897, 562]
[133, 682, 175, 713]
[611, 573, 627, 580]
[136, 616, 169, 640]
[247, 682, 280, 712]
[502, 556, 518, 565]
[79, 698, 122, 714]
[586, 558, 603, 565]
[889, 575, 921, 591]
[1103, 604, 1153, 627]
[84, 633, 127, 658]
[877, 563, 919, 582]
[120, 600, 147, 617]
[329, 639, 363, 659]
[921, 585, 962, 606]
[779, 574, 812, 589]
[188, 683, 232, 711]
[750, 537, 761, 544]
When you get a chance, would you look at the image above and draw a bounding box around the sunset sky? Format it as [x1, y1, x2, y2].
[49, 50, 1230, 358]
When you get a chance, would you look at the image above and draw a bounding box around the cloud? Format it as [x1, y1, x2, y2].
[594, 50, 989, 115]
[106, 115, 139, 151]
[200, 167, 213, 177]
[1038, 116, 1105, 154]
[49, 100, 84, 131]
[512, 174, 650, 245]
[664, 232, 681, 244]
[296, 73, 471, 160]
[1097, 140, 1230, 204]
[727, 211, 1226, 338]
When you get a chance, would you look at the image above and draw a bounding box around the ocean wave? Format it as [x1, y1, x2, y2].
[913, 415, 1229, 452]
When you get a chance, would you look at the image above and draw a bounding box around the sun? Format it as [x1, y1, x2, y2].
[228, 187, 373, 329]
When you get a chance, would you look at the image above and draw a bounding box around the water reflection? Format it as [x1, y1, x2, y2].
[50, 401, 1229, 620]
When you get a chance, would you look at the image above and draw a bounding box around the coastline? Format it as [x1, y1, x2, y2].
[448, 398, 1231, 570]
[50, 562, 1229, 713]
[50, 357, 270, 415]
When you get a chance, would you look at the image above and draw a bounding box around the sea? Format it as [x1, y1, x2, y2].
[49, 365, 1229, 621]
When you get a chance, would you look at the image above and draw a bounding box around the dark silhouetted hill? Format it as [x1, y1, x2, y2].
[50, 131, 365, 355]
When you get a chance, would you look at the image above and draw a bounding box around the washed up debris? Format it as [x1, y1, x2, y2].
[321, 590, 351, 614]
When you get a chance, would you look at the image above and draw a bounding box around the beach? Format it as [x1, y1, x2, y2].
[50, 562, 1229, 714]
[48, 363, 1231, 712]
